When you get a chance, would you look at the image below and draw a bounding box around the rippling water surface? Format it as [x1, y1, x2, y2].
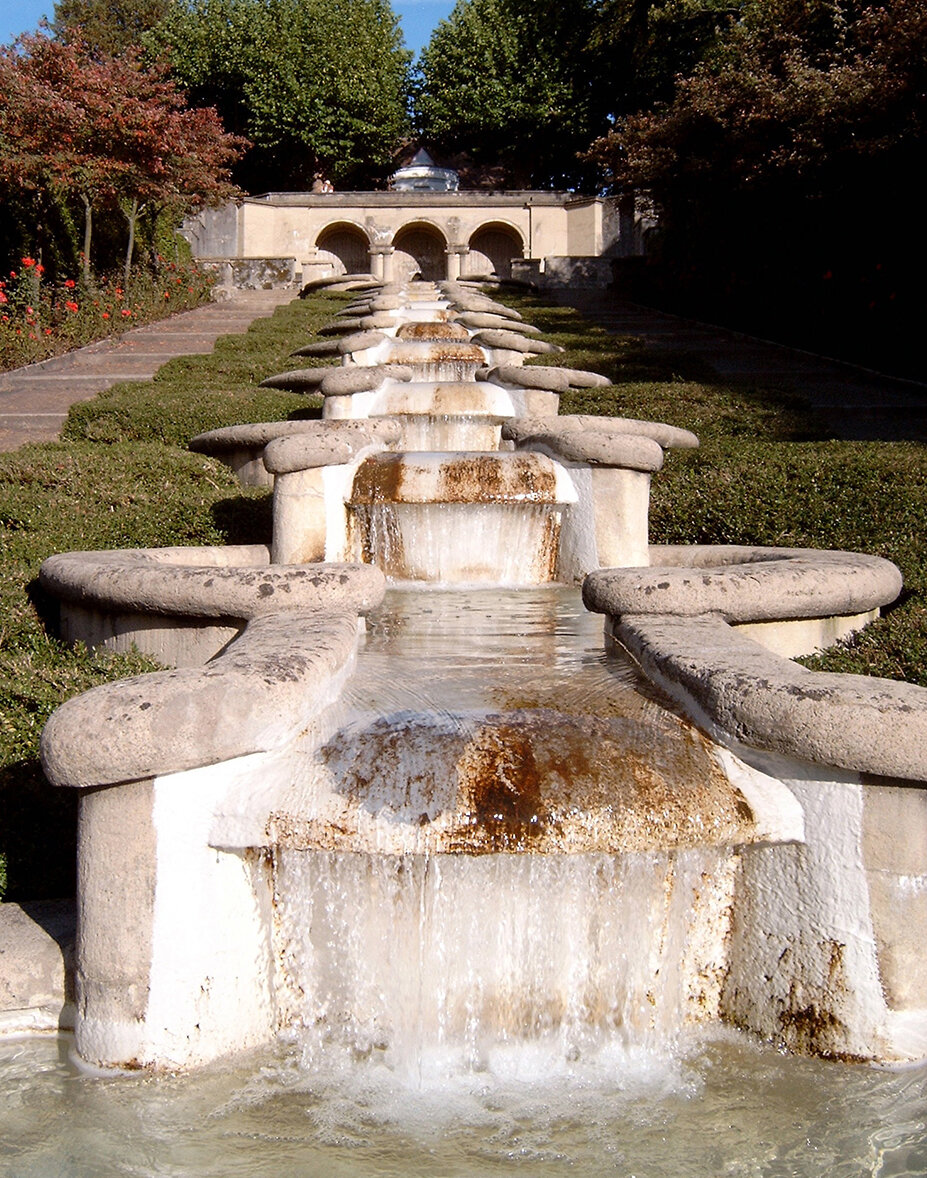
[2, 1031, 926, 1177]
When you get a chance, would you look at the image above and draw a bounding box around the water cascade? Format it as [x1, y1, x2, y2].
[21, 274, 927, 1164]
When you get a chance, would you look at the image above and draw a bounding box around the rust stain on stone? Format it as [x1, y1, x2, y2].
[437, 454, 558, 504]
[396, 321, 469, 341]
[351, 454, 406, 504]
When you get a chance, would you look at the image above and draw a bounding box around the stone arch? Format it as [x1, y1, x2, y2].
[316, 222, 371, 275]
[466, 222, 525, 279]
[393, 221, 447, 283]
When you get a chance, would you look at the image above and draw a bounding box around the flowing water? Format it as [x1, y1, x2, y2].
[3, 1031, 926, 1177]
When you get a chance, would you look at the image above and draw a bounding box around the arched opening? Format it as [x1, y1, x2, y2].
[466, 224, 525, 279]
[393, 223, 447, 283]
[316, 223, 370, 275]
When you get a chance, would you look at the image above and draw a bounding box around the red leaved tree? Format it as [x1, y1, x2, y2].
[0, 30, 247, 284]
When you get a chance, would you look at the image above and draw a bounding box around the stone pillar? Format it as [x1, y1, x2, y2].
[372, 245, 395, 283]
[369, 244, 391, 282]
[446, 245, 468, 281]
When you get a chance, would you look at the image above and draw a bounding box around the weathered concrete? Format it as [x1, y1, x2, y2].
[504, 414, 699, 451]
[40, 548, 384, 665]
[190, 418, 401, 486]
[487, 364, 612, 392]
[0, 901, 75, 1033]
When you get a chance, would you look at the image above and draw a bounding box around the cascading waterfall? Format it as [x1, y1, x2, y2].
[273, 848, 737, 1081]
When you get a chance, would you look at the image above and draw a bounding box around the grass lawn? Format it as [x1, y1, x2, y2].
[1, 286, 924, 901]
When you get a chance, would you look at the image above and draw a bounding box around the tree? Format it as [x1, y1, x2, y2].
[413, 0, 602, 189]
[52, 0, 171, 56]
[588, 0, 927, 369]
[146, 0, 411, 191]
[0, 32, 245, 281]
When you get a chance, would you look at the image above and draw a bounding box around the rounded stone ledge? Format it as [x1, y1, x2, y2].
[515, 428, 664, 472]
[489, 365, 610, 392]
[299, 273, 380, 296]
[470, 329, 562, 355]
[455, 312, 542, 335]
[258, 365, 335, 391]
[503, 414, 699, 451]
[289, 339, 341, 358]
[440, 286, 523, 320]
[263, 426, 394, 474]
[583, 546, 902, 623]
[337, 330, 388, 355]
[40, 550, 385, 620]
[611, 612, 927, 783]
[318, 317, 367, 335]
[189, 418, 397, 455]
[395, 321, 469, 341]
[320, 313, 398, 334]
[319, 364, 414, 396]
[41, 608, 365, 789]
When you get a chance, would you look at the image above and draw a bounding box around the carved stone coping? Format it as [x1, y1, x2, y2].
[263, 426, 393, 474]
[260, 366, 333, 390]
[318, 313, 397, 334]
[40, 548, 384, 620]
[337, 329, 388, 354]
[504, 414, 699, 451]
[515, 429, 664, 472]
[290, 339, 340, 357]
[41, 607, 367, 789]
[455, 312, 542, 335]
[610, 612, 927, 782]
[319, 365, 413, 396]
[190, 418, 399, 457]
[583, 545, 902, 622]
[439, 284, 524, 320]
[470, 329, 562, 355]
[487, 365, 611, 391]
[583, 546, 924, 781]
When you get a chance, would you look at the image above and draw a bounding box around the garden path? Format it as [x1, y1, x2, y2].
[0, 290, 292, 452]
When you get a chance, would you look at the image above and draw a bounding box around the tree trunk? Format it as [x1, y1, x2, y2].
[122, 197, 145, 289]
[80, 193, 92, 285]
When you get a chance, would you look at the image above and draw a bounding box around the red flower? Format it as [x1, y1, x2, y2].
[65, 300, 79, 313]
[22, 257, 36, 268]
[0, 292, 7, 305]
[101, 312, 110, 319]
[35, 264, 44, 276]
[121, 308, 132, 317]
[64, 279, 76, 289]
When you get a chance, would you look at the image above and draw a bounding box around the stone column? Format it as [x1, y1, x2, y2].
[369, 244, 391, 282]
[445, 245, 468, 281]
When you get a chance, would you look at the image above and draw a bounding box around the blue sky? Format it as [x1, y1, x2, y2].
[0, 0, 456, 55]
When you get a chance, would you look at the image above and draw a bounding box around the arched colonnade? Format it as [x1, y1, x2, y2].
[316, 218, 526, 282]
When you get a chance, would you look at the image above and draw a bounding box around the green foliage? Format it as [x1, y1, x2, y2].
[414, 0, 600, 187]
[53, 0, 172, 54]
[147, 0, 411, 190]
[590, 0, 927, 372]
